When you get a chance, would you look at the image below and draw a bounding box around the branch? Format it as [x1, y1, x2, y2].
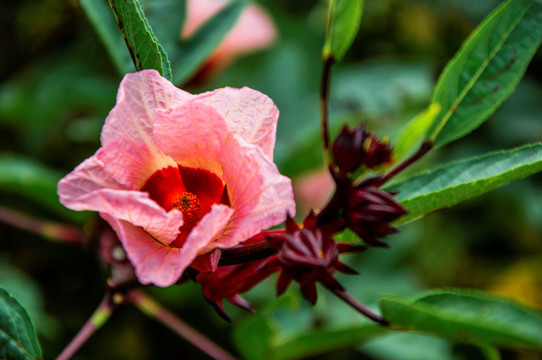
[127, 290, 236, 360]
[57, 293, 117, 360]
[0, 205, 84, 244]
[320, 56, 335, 168]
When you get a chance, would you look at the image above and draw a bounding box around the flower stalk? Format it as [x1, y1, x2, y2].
[0, 205, 84, 244]
[320, 56, 335, 171]
[56, 293, 118, 360]
[127, 290, 236, 360]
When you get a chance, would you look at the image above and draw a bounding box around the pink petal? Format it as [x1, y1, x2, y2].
[102, 215, 183, 287]
[103, 204, 233, 287]
[184, 204, 234, 257]
[153, 101, 228, 175]
[182, 1, 276, 73]
[58, 152, 123, 205]
[211, 5, 276, 64]
[66, 187, 183, 245]
[217, 136, 295, 248]
[100, 70, 192, 189]
[183, 0, 227, 37]
[195, 87, 279, 160]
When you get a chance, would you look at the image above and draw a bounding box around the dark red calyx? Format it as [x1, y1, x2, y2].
[344, 186, 406, 247]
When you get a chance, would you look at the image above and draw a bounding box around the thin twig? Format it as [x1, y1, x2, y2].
[127, 290, 237, 360]
[377, 141, 433, 186]
[326, 286, 389, 326]
[320, 56, 335, 165]
[0, 205, 84, 244]
[57, 293, 117, 360]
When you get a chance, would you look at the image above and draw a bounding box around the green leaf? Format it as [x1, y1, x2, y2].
[394, 103, 441, 161]
[0, 155, 89, 223]
[0, 261, 58, 338]
[479, 345, 502, 360]
[109, 0, 172, 79]
[427, 0, 542, 146]
[386, 143, 542, 225]
[79, 0, 135, 75]
[171, 0, 246, 85]
[140, 0, 186, 55]
[323, 0, 364, 61]
[0, 287, 42, 360]
[273, 325, 387, 360]
[380, 289, 542, 350]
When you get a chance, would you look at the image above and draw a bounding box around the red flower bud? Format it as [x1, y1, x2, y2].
[332, 124, 393, 175]
[332, 124, 368, 174]
[345, 186, 406, 247]
[364, 135, 392, 169]
[196, 257, 280, 321]
[271, 217, 358, 304]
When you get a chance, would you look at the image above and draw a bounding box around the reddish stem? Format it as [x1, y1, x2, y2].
[0, 205, 84, 244]
[127, 290, 236, 360]
[326, 286, 389, 326]
[57, 293, 117, 360]
[320, 56, 335, 168]
[377, 141, 434, 187]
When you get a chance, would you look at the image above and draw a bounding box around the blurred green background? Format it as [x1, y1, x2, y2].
[1, 0, 541, 359]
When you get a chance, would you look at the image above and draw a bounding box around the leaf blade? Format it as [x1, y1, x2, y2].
[0, 155, 89, 223]
[323, 0, 364, 61]
[427, 0, 542, 146]
[109, 0, 172, 79]
[380, 289, 542, 349]
[79, 0, 135, 75]
[274, 325, 387, 360]
[0, 287, 41, 360]
[171, 0, 246, 85]
[386, 143, 542, 225]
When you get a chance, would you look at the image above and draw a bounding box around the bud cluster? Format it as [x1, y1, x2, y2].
[332, 123, 392, 176]
[183, 122, 428, 324]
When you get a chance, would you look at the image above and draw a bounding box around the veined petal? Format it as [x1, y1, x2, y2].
[211, 4, 277, 64]
[70, 188, 183, 244]
[194, 87, 279, 160]
[103, 204, 233, 287]
[217, 136, 295, 248]
[100, 70, 192, 189]
[153, 101, 228, 175]
[102, 215, 183, 287]
[184, 204, 234, 258]
[58, 153, 123, 204]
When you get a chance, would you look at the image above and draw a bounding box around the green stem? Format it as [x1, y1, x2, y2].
[127, 290, 236, 360]
[57, 293, 117, 360]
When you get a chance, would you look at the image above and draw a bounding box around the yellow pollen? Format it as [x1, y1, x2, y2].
[173, 192, 201, 224]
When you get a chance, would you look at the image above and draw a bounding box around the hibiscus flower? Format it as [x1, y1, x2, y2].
[58, 69, 295, 287]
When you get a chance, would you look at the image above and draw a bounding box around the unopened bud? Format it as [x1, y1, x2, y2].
[345, 186, 406, 246]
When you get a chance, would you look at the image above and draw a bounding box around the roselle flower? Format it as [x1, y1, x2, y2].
[345, 186, 406, 247]
[196, 257, 280, 321]
[58, 70, 295, 287]
[332, 124, 392, 175]
[183, 0, 276, 76]
[271, 216, 358, 304]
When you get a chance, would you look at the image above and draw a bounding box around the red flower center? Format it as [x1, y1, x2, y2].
[141, 165, 230, 248]
[173, 192, 201, 224]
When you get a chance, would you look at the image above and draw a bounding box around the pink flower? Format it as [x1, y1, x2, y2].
[58, 70, 295, 287]
[182, 0, 276, 74]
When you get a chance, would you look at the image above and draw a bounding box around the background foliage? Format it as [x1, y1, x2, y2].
[0, 0, 541, 359]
